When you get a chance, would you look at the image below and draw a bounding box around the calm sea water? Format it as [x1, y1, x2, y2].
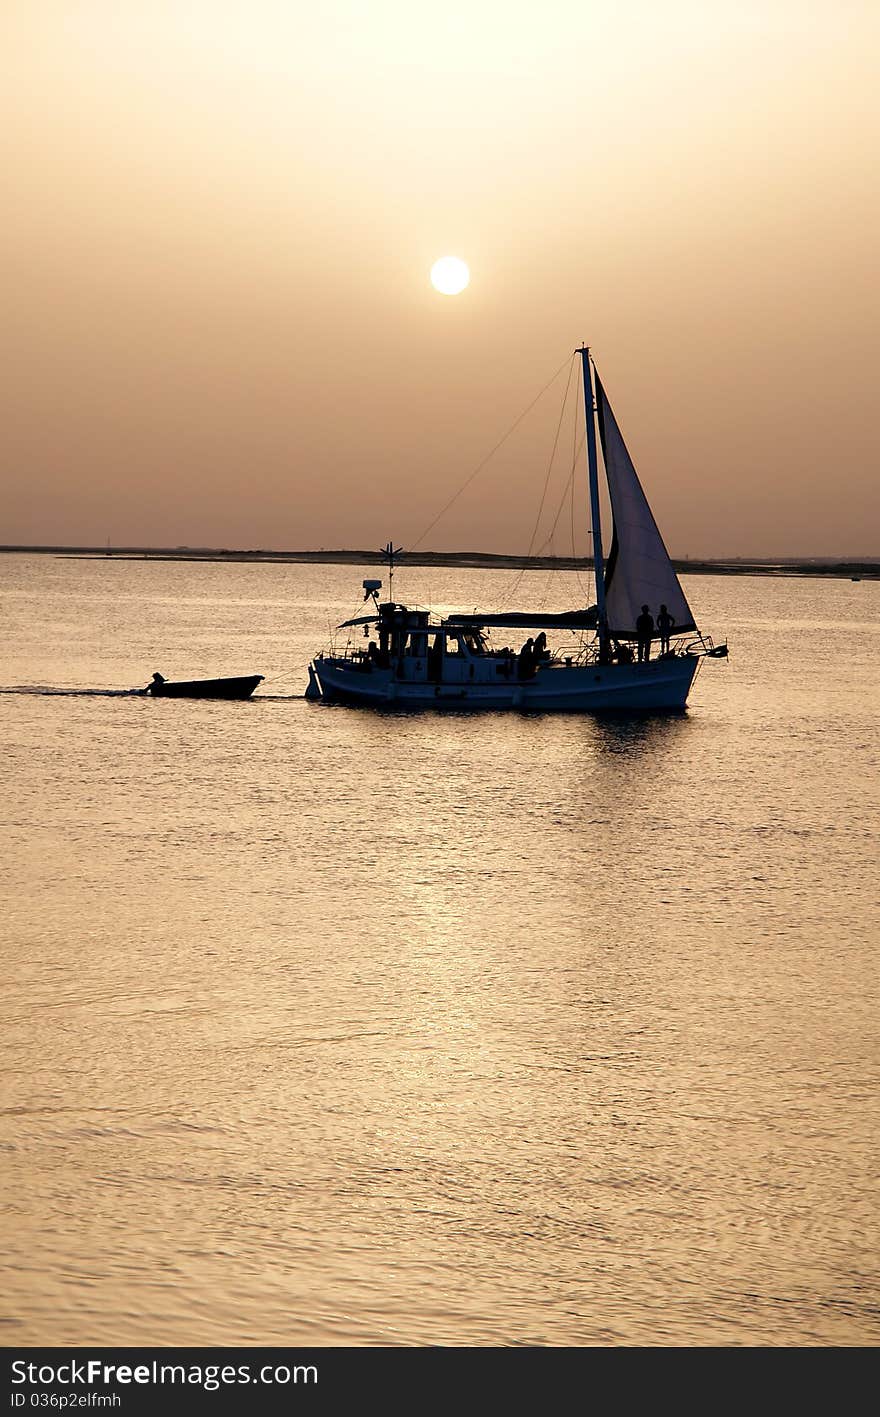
[1, 554, 877, 1346]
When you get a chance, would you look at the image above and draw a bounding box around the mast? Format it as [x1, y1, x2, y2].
[578, 347, 609, 658]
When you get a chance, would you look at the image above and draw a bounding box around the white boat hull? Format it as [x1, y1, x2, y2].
[308, 654, 699, 711]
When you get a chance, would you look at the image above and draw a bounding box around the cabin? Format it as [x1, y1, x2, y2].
[354, 605, 517, 685]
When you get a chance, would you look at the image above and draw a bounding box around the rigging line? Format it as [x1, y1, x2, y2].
[508, 471, 575, 617]
[570, 440, 593, 602]
[522, 356, 576, 562]
[497, 359, 580, 609]
[568, 448, 577, 563]
[330, 594, 366, 654]
[569, 370, 585, 587]
[536, 558, 559, 611]
[569, 370, 593, 601]
[408, 353, 574, 553]
[532, 429, 586, 559]
[532, 472, 575, 556]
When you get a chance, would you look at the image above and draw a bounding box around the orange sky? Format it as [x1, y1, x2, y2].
[3, 1, 878, 556]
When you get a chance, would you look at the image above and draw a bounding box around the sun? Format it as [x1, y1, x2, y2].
[430, 256, 470, 296]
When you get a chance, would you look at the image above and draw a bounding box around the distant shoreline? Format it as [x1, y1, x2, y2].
[1, 546, 877, 579]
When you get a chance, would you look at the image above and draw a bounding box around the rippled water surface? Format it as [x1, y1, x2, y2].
[2, 554, 878, 1345]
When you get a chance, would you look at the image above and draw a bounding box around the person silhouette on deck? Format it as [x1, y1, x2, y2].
[517, 638, 535, 680]
[635, 606, 654, 663]
[147, 672, 166, 694]
[656, 604, 675, 655]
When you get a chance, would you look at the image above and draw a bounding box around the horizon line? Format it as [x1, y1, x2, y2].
[1, 544, 878, 568]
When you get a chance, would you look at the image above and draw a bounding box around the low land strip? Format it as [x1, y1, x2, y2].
[1, 547, 877, 578]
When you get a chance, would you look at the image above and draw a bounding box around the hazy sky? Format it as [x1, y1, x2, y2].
[3, 1, 878, 556]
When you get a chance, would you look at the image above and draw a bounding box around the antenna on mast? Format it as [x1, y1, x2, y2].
[380, 541, 403, 601]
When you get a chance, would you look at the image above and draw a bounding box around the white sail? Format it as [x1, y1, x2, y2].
[595, 370, 697, 640]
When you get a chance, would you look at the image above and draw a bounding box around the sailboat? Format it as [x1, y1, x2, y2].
[306, 348, 726, 710]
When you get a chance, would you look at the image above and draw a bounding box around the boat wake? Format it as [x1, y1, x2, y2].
[0, 685, 307, 700]
[0, 686, 144, 697]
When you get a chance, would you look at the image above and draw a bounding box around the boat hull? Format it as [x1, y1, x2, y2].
[148, 675, 263, 700]
[308, 656, 698, 711]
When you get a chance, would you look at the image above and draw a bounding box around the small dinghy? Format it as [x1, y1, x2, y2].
[144, 673, 263, 700]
